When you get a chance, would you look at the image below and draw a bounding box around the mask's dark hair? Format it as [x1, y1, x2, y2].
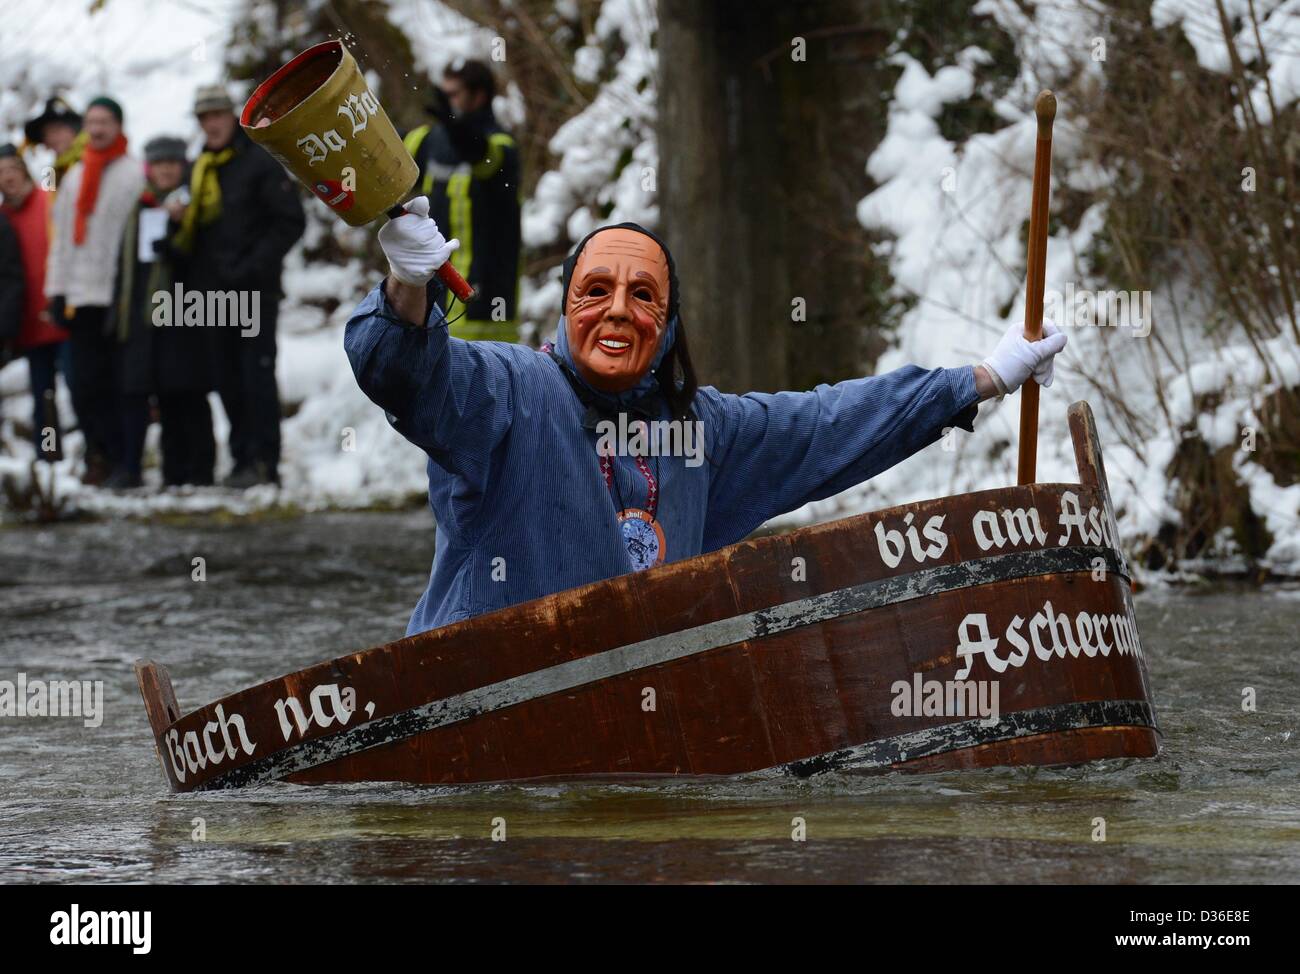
[561, 222, 699, 421]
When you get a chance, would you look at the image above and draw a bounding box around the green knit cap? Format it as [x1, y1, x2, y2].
[86, 95, 124, 124]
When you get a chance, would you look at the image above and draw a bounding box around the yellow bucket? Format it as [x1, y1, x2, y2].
[241, 40, 417, 226]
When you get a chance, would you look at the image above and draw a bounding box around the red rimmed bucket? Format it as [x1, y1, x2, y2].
[241, 39, 417, 227]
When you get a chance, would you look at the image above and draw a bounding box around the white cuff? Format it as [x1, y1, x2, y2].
[981, 362, 1010, 399]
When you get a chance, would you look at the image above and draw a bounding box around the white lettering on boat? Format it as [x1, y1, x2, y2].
[874, 492, 1116, 573]
[972, 506, 1049, 550]
[165, 704, 256, 783]
[274, 683, 358, 742]
[874, 512, 948, 568]
[1057, 490, 1113, 547]
[954, 600, 1142, 679]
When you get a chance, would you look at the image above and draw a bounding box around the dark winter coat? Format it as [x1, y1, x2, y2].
[0, 211, 24, 348]
[405, 106, 521, 328]
[185, 128, 305, 296]
[111, 189, 214, 395]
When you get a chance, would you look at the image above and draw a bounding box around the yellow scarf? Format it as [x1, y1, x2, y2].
[53, 130, 89, 187]
[174, 146, 234, 253]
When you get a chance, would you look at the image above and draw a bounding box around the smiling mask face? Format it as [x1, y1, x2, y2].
[564, 228, 670, 393]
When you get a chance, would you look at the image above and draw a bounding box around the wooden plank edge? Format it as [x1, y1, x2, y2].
[135, 659, 181, 793]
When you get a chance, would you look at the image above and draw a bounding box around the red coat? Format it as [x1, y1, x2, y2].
[2, 186, 66, 350]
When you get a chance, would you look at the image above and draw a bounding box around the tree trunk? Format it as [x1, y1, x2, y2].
[657, 0, 892, 393]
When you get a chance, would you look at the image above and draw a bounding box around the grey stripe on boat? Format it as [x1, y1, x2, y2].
[198, 545, 1128, 790]
[774, 699, 1158, 778]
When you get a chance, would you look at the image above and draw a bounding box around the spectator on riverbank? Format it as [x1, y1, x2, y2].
[44, 96, 143, 485]
[108, 136, 215, 489]
[176, 84, 304, 488]
[0, 205, 23, 363]
[23, 96, 87, 190]
[0, 144, 66, 461]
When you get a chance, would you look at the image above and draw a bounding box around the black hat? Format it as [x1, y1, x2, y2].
[0, 143, 18, 159]
[23, 96, 82, 145]
[144, 136, 188, 163]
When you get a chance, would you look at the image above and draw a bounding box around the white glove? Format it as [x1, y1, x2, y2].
[982, 320, 1068, 394]
[377, 196, 460, 287]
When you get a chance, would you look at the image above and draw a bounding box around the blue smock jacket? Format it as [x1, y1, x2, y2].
[345, 281, 980, 635]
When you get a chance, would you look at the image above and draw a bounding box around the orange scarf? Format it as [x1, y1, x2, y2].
[73, 133, 128, 245]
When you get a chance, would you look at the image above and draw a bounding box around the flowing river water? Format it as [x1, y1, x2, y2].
[1, 510, 1297, 883]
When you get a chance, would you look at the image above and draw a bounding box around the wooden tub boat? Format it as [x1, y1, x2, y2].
[135, 401, 1158, 791]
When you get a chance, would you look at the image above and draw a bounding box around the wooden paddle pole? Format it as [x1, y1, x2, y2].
[1016, 90, 1057, 486]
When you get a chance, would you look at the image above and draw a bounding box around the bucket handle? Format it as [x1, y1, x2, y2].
[386, 205, 475, 302]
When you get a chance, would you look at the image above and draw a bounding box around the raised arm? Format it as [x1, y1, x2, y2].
[700, 364, 980, 548]
[699, 320, 1068, 548]
[343, 200, 514, 485]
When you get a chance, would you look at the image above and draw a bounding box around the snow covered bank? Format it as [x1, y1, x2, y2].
[814, 0, 1300, 576]
[2, 0, 1297, 578]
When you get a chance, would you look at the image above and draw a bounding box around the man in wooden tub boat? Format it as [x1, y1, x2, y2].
[345, 205, 1067, 636]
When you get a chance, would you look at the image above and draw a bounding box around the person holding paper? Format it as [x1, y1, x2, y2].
[107, 135, 215, 488]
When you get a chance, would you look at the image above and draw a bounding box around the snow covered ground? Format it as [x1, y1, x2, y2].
[1, 0, 1297, 575]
